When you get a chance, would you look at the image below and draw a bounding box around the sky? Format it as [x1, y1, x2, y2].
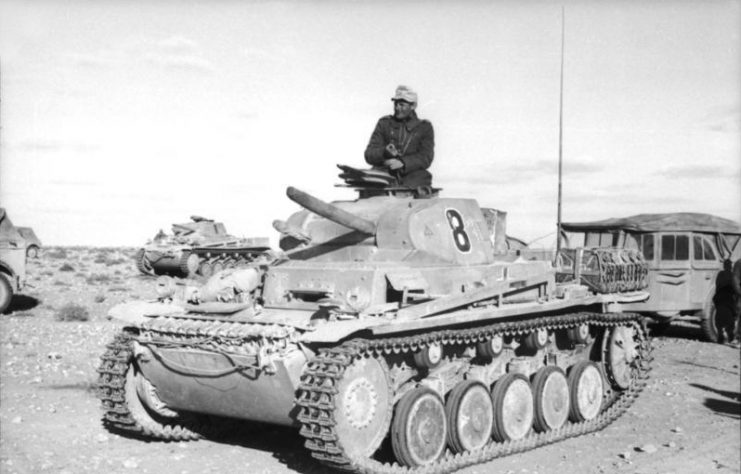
[0, 0, 739, 248]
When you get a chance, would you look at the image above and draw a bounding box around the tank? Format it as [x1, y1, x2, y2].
[99, 168, 653, 473]
[0, 209, 27, 313]
[134, 215, 271, 278]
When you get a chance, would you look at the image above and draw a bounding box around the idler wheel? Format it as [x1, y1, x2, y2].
[134, 368, 179, 418]
[568, 361, 603, 422]
[178, 251, 199, 278]
[532, 366, 570, 432]
[524, 328, 549, 350]
[391, 386, 447, 467]
[567, 323, 590, 344]
[445, 380, 493, 453]
[135, 248, 154, 275]
[413, 342, 443, 369]
[334, 356, 392, 459]
[123, 359, 199, 440]
[603, 325, 640, 390]
[491, 373, 534, 441]
[476, 334, 504, 360]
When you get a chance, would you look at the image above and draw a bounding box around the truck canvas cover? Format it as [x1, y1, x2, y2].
[562, 212, 741, 234]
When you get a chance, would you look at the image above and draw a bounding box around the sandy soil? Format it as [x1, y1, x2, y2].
[1, 248, 739, 474]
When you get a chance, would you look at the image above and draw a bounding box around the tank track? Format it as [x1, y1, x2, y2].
[296, 312, 652, 473]
[97, 331, 206, 440]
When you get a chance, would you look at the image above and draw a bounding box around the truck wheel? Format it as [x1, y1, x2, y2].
[700, 302, 719, 343]
[26, 245, 40, 259]
[0, 273, 13, 314]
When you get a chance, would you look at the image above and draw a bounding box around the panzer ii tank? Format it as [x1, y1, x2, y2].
[135, 215, 271, 278]
[99, 168, 652, 473]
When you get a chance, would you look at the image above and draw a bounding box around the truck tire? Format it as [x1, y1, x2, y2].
[26, 245, 40, 259]
[0, 273, 13, 314]
[700, 296, 719, 343]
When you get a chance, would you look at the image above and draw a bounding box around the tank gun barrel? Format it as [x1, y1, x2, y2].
[286, 187, 376, 235]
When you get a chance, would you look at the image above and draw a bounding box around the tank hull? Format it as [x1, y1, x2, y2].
[136, 344, 306, 426]
[139, 241, 270, 278]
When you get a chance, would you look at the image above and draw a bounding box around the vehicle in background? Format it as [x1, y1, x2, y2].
[136, 216, 271, 278]
[560, 212, 741, 341]
[17, 227, 42, 258]
[0, 209, 27, 313]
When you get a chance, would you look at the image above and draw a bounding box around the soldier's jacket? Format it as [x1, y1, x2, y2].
[364, 111, 434, 187]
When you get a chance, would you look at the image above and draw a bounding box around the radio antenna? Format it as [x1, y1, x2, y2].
[555, 6, 566, 259]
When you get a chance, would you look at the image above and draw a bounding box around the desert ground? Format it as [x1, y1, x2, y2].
[1, 247, 739, 474]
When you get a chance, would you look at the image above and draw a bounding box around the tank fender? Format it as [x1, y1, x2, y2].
[108, 301, 185, 326]
[0, 262, 15, 279]
[300, 318, 388, 343]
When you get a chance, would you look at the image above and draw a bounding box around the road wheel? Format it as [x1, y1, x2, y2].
[178, 252, 199, 278]
[198, 261, 214, 278]
[568, 361, 603, 422]
[491, 373, 533, 442]
[445, 380, 493, 453]
[0, 273, 13, 314]
[532, 366, 570, 432]
[391, 387, 447, 467]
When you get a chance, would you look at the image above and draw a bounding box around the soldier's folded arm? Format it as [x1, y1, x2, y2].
[400, 123, 434, 173]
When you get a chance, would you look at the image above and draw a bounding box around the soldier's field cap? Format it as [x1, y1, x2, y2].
[391, 85, 417, 103]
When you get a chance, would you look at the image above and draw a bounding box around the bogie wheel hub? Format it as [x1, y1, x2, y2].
[392, 386, 448, 467]
[445, 380, 493, 453]
[532, 366, 570, 432]
[491, 373, 534, 442]
[568, 361, 604, 422]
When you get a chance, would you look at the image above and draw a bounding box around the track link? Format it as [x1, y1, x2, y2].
[296, 312, 653, 473]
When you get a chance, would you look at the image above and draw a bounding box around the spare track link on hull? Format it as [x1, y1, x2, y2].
[296, 312, 653, 474]
[96, 331, 203, 441]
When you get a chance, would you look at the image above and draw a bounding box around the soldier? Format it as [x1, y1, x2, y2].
[364, 85, 435, 188]
[713, 259, 740, 344]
